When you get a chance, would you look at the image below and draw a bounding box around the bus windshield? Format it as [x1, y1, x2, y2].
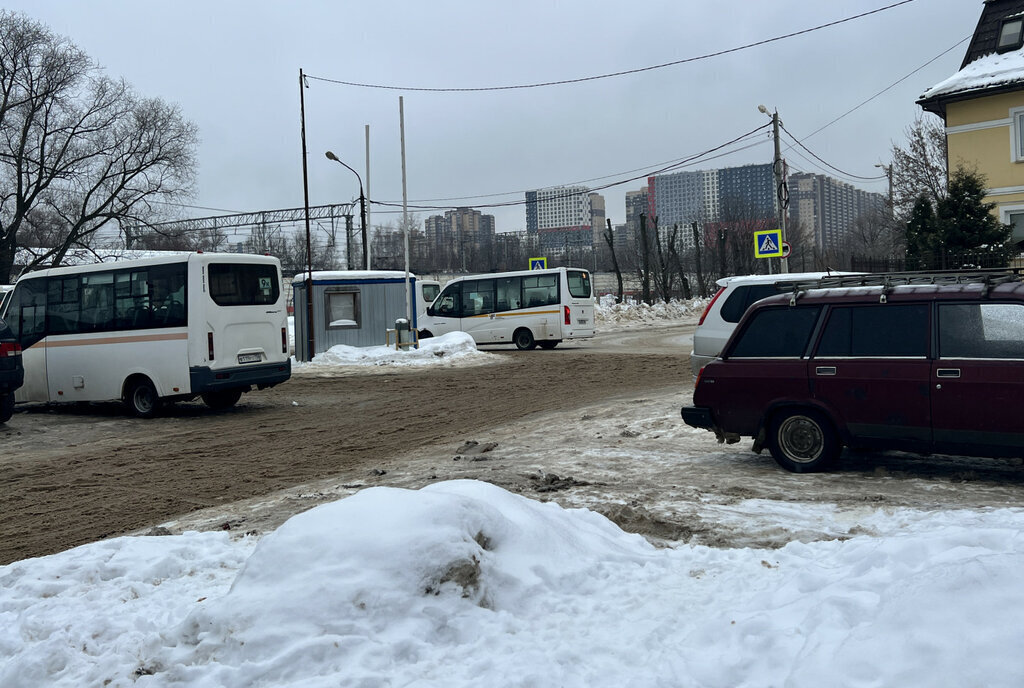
[209, 263, 280, 306]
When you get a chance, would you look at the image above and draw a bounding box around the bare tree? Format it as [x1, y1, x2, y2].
[0, 11, 199, 281]
[890, 116, 948, 221]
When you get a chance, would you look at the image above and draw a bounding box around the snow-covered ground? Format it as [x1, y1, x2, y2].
[4, 297, 1024, 687]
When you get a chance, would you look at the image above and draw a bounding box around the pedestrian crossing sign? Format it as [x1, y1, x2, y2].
[754, 229, 784, 258]
[529, 257, 547, 270]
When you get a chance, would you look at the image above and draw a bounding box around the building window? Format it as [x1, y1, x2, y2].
[325, 287, 360, 328]
[1015, 108, 1024, 162]
[997, 17, 1024, 52]
[1000, 203, 1024, 245]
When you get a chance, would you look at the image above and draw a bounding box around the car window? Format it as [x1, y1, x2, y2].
[728, 306, 821, 358]
[719, 284, 779, 323]
[939, 303, 1024, 359]
[815, 304, 928, 357]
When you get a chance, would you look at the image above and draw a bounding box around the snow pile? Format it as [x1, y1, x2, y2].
[294, 331, 494, 369]
[3, 480, 1024, 687]
[595, 293, 707, 327]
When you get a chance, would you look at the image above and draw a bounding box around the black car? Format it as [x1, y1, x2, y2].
[0, 315, 24, 423]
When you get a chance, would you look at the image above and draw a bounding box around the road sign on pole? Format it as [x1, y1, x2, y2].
[781, 241, 792, 259]
[754, 229, 783, 259]
[529, 257, 547, 270]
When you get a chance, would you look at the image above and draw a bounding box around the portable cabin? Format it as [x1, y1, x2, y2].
[291, 270, 439, 361]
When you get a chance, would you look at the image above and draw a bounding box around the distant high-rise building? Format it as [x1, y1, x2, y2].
[423, 207, 496, 269]
[525, 186, 603, 251]
[788, 172, 885, 253]
[717, 163, 775, 219]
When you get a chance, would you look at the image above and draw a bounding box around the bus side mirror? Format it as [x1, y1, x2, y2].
[426, 305, 435, 317]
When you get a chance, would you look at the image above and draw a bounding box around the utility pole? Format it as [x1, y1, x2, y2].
[875, 163, 894, 217]
[364, 124, 371, 269]
[761, 105, 789, 273]
[299, 68, 315, 362]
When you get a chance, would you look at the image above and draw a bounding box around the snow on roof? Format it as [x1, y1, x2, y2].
[292, 270, 417, 283]
[920, 48, 1024, 100]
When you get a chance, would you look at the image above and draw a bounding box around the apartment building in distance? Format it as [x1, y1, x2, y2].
[646, 163, 775, 247]
[525, 186, 606, 251]
[424, 207, 496, 269]
[787, 172, 885, 254]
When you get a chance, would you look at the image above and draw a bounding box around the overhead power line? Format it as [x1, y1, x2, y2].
[306, 1, 917, 93]
[369, 123, 772, 213]
[780, 124, 886, 181]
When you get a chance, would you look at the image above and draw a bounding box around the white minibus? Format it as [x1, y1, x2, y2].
[0, 253, 291, 417]
[418, 267, 595, 349]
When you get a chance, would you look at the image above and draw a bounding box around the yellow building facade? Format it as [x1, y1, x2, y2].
[918, 0, 1024, 246]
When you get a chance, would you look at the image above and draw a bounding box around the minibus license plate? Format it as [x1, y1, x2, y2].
[238, 353, 262, 364]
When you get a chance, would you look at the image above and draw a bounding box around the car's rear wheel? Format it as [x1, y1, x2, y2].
[537, 340, 559, 350]
[125, 378, 161, 419]
[767, 409, 839, 473]
[513, 328, 536, 350]
[0, 391, 14, 424]
[202, 388, 243, 410]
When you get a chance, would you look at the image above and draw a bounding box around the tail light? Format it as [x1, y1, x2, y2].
[564, 305, 571, 326]
[281, 327, 287, 353]
[697, 287, 726, 326]
[208, 332, 215, 360]
[1, 341, 22, 357]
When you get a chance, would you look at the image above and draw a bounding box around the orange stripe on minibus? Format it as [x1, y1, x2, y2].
[36, 332, 189, 348]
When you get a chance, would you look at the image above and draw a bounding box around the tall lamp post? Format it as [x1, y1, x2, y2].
[325, 151, 369, 271]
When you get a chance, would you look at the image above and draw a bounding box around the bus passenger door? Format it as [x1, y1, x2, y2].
[6, 281, 49, 403]
[459, 279, 504, 344]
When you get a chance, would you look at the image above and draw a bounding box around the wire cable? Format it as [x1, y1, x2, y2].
[306, 1, 917, 93]
[800, 35, 971, 141]
[368, 123, 772, 212]
[780, 123, 886, 181]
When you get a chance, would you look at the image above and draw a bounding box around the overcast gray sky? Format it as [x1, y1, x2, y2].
[8, 0, 981, 236]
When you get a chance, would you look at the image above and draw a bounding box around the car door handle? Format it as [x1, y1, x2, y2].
[936, 368, 961, 378]
[815, 366, 837, 376]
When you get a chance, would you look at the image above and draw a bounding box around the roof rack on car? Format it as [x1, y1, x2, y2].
[778, 268, 1023, 305]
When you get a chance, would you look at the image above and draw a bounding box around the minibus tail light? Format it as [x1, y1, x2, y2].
[281, 327, 287, 353]
[564, 305, 571, 326]
[1, 341, 21, 357]
[208, 332, 215, 360]
[697, 287, 726, 326]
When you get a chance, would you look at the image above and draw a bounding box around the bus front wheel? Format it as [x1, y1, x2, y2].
[513, 328, 536, 350]
[125, 378, 161, 419]
[202, 388, 243, 410]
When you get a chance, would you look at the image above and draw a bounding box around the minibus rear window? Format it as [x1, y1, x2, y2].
[567, 271, 591, 299]
[209, 263, 280, 306]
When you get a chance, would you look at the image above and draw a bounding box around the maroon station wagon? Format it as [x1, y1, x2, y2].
[681, 271, 1024, 472]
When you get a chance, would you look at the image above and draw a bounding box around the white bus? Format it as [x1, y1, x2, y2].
[0, 253, 291, 417]
[418, 267, 595, 349]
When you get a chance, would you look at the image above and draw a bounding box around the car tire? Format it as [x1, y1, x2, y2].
[419, 330, 433, 339]
[537, 340, 559, 350]
[767, 408, 839, 473]
[513, 328, 536, 350]
[0, 392, 14, 424]
[125, 378, 161, 419]
[202, 388, 243, 410]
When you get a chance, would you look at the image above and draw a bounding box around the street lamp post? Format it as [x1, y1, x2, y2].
[325, 151, 369, 271]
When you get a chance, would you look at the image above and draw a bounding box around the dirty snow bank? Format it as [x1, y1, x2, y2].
[595, 294, 706, 328]
[2, 479, 1023, 687]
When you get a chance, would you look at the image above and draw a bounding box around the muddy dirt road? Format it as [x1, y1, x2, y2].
[5, 320, 1024, 565]
[0, 326, 693, 564]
